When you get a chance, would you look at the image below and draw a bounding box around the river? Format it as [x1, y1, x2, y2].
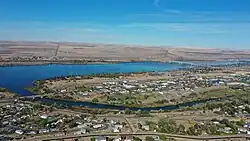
[0, 61, 246, 111]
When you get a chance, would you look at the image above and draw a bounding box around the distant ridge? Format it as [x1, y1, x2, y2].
[0, 41, 249, 62]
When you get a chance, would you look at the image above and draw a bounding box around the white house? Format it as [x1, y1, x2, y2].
[113, 128, 120, 133]
[60, 89, 67, 93]
[142, 125, 150, 131]
[15, 130, 24, 135]
[40, 114, 48, 119]
[95, 136, 107, 141]
[93, 124, 103, 129]
[114, 124, 123, 129]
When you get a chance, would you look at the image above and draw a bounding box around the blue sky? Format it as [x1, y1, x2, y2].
[0, 0, 250, 49]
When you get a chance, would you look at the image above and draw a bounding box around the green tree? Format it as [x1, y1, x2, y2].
[220, 118, 230, 125]
[145, 120, 157, 130]
[236, 119, 245, 127]
[92, 98, 99, 103]
[124, 108, 132, 114]
[144, 95, 149, 99]
[90, 137, 95, 141]
[133, 136, 142, 141]
[122, 122, 127, 126]
[33, 103, 42, 109]
[138, 110, 151, 117]
[177, 124, 186, 135]
[159, 135, 166, 141]
[187, 126, 196, 135]
[145, 136, 155, 141]
[137, 123, 142, 129]
[68, 121, 77, 128]
[0, 87, 7, 92]
[158, 118, 177, 133]
[245, 107, 250, 113]
[40, 119, 48, 127]
[209, 125, 217, 135]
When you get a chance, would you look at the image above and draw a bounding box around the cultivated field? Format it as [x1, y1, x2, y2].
[0, 41, 249, 62]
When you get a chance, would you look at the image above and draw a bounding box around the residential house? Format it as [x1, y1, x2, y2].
[142, 125, 150, 131]
[95, 136, 107, 141]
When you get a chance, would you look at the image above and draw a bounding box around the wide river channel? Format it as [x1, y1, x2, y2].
[0, 61, 246, 111]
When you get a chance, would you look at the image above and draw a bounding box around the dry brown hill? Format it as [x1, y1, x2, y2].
[0, 41, 249, 62]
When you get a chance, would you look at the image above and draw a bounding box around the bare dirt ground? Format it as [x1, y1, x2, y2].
[0, 41, 249, 63]
[0, 91, 16, 99]
[44, 72, 171, 90]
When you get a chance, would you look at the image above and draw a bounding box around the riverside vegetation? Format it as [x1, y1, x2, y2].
[1, 64, 250, 140]
[26, 64, 250, 108]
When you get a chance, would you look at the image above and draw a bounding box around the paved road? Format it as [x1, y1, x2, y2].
[6, 99, 249, 141]
[55, 44, 60, 56]
[123, 116, 133, 133]
[0, 98, 15, 103]
[16, 132, 250, 141]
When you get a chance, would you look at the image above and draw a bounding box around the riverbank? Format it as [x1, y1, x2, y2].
[2, 87, 250, 140]
[2, 94, 248, 141]
[1, 59, 248, 67]
[1, 61, 249, 111]
[1, 62, 250, 140]
[25, 64, 250, 109]
[0, 60, 124, 67]
[0, 88, 17, 99]
[0, 60, 197, 67]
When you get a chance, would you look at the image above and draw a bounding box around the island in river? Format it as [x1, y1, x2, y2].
[26, 64, 250, 108]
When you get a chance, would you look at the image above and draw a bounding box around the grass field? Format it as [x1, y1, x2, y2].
[91, 93, 167, 107]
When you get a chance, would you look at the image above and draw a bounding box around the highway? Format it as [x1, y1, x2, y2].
[0, 98, 16, 103]
[5, 98, 248, 141]
[16, 132, 250, 141]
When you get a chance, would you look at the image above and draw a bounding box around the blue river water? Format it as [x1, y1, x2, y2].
[0, 62, 189, 96]
[0, 61, 246, 111]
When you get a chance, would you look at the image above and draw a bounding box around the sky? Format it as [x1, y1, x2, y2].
[0, 0, 250, 49]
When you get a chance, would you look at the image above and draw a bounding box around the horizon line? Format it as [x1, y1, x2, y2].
[0, 39, 249, 51]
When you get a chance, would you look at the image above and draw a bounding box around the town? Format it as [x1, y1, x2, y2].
[30, 64, 250, 107]
[0, 97, 132, 140]
[1, 64, 250, 141]
[2, 92, 250, 141]
[1, 0, 250, 140]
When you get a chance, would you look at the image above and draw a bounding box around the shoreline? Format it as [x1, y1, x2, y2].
[1, 59, 247, 67]
[1, 61, 249, 111]
[24, 63, 250, 109]
[0, 60, 171, 67]
[24, 95, 222, 111]
[0, 60, 123, 67]
[26, 61, 249, 84]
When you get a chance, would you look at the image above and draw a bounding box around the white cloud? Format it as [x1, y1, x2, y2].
[0, 21, 122, 42]
[54, 27, 102, 32]
[119, 22, 230, 34]
[153, 0, 182, 14]
[126, 1, 250, 24]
